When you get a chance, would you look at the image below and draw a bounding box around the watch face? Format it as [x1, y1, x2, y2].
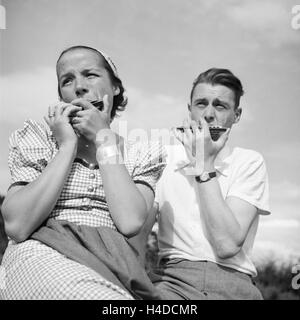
[201, 172, 209, 181]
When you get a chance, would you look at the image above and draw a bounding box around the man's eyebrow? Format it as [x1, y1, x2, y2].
[193, 98, 208, 104]
[213, 98, 230, 107]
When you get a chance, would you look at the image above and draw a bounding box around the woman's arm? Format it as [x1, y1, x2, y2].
[2, 104, 80, 242]
[2, 143, 76, 242]
[71, 97, 159, 238]
[98, 141, 154, 237]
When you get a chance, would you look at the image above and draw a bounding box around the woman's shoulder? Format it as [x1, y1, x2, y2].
[9, 119, 54, 148]
[125, 139, 166, 162]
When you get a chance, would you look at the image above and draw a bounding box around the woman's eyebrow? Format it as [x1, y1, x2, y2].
[59, 72, 74, 81]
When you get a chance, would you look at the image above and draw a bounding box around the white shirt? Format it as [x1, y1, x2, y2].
[155, 142, 270, 277]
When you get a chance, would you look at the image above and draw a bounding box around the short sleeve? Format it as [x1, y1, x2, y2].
[8, 119, 56, 188]
[130, 141, 167, 195]
[227, 151, 270, 215]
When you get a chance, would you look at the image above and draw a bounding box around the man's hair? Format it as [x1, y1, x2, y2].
[56, 45, 127, 119]
[190, 68, 244, 108]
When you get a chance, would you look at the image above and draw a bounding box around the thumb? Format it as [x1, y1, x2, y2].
[216, 128, 230, 148]
[102, 94, 110, 115]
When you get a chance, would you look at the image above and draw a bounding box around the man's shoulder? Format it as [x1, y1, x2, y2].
[232, 147, 264, 163]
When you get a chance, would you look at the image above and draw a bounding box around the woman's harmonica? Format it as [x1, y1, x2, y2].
[90, 100, 104, 111]
[176, 126, 227, 141]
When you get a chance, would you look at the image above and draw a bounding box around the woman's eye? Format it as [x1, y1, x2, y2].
[62, 78, 72, 86]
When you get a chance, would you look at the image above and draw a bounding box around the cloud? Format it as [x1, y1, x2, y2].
[253, 240, 300, 268]
[225, 0, 299, 47]
[0, 67, 58, 124]
[260, 219, 300, 229]
[255, 216, 300, 266]
[112, 85, 187, 133]
[271, 181, 300, 201]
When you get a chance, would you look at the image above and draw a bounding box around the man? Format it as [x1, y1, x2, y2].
[152, 68, 270, 299]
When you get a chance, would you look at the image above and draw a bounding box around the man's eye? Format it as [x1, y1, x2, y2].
[216, 104, 226, 110]
[87, 74, 98, 78]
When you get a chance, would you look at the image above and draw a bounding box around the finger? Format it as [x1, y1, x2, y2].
[71, 98, 93, 110]
[215, 127, 230, 148]
[43, 116, 50, 126]
[73, 110, 88, 118]
[198, 117, 209, 136]
[57, 103, 74, 115]
[190, 120, 198, 136]
[62, 105, 82, 117]
[48, 105, 56, 118]
[172, 128, 184, 145]
[183, 118, 190, 129]
[183, 118, 193, 141]
[71, 116, 82, 125]
[72, 123, 82, 133]
[102, 94, 110, 115]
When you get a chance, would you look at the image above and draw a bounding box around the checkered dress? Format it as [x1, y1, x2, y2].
[0, 119, 166, 300]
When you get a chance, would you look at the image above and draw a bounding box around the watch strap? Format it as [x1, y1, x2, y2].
[195, 171, 217, 183]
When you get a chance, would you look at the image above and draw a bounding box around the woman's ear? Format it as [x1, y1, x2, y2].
[234, 107, 242, 123]
[113, 86, 120, 96]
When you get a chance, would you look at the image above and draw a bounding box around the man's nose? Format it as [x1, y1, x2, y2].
[75, 78, 89, 97]
[203, 105, 215, 123]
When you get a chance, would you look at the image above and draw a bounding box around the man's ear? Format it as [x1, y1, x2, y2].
[234, 107, 242, 123]
[113, 86, 120, 96]
[187, 103, 191, 111]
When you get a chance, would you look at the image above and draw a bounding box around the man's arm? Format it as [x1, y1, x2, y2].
[196, 177, 258, 259]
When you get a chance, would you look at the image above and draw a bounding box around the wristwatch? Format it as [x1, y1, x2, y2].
[195, 171, 217, 183]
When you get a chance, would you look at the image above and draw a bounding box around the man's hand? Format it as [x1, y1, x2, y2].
[70, 95, 111, 143]
[173, 117, 230, 174]
[44, 102, 81, 150]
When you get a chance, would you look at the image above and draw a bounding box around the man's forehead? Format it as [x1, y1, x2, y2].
[192, 83, 235, 101]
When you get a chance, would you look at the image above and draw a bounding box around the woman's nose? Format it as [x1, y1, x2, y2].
[75, 78, 89, 97]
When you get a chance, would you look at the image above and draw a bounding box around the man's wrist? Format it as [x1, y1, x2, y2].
[203, 161, 215, 172]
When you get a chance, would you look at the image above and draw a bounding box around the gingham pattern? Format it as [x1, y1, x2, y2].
[1, 119, 166, 300]
[1, 240, 133, 300]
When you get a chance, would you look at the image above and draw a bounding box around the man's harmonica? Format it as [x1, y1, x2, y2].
[176, 126, 227, 141]
[90, 100, 104, 111]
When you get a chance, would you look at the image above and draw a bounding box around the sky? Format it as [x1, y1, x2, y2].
[0, 0, 299, 264]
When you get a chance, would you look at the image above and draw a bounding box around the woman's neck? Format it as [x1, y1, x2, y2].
[76, 137, 97, 163]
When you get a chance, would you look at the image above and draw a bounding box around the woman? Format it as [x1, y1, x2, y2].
[0, 46, 166, 300]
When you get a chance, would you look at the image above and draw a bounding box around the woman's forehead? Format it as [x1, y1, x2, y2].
[57, 48, 104, 74]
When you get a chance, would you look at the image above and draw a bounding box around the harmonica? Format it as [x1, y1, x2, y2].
[90, 100, 104, 111]
[176, 126, 227, 141]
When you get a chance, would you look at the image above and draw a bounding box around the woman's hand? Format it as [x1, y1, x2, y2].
[70, 95, 111, 143]
[44, 102, 81, 150]
[173, 117, 230, 174]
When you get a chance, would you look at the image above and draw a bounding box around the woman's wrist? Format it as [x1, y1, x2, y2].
[59, 142, 77, 159]
[94, 128, 116, 148]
